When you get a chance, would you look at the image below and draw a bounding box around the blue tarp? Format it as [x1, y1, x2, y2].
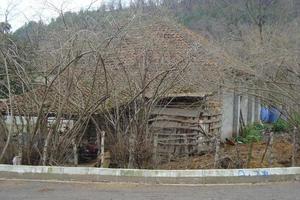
[260, 107, 269, 122]
[260, 107, 280, 123]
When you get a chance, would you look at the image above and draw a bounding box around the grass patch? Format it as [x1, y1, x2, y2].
[237, 123, 264, 144]
[272, 118, 291, 132]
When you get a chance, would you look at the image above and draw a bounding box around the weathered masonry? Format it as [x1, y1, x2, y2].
[150, 93, 222, 163]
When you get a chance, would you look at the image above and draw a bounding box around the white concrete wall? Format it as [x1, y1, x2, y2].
[5, 116, 37, 125]
[240, 95, 248, 126]
[4, 116, 74, 132]
[221, 92, 235, 140]
[0, 164, 299, 178]
[221, 92, 261, 139]
[254, 98, 261, 122]
[247, 95, 255, 124]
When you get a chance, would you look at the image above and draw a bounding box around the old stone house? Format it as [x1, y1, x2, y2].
[0, 15, 260, 165]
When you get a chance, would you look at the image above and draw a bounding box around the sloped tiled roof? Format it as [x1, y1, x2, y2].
[96, 15, 254, 97]
[0, 86, 79, 116]
[0, 14, 254, 116]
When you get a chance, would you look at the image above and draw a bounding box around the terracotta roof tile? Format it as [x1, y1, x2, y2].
[0, 15, 254, 115]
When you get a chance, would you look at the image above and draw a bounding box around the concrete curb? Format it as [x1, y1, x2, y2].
[0, 165, 299, 184]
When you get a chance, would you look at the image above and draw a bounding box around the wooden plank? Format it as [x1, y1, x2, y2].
[154, 133, 200, 137]
[155, 104, 204, 108]
[156, 134, 199, 137]
[151, 107, 222, 117]
[209, 125, 222, 130]
[151, 125, 206, 132]
[157, 137, 199, 142]
[151, 107, 200, 117]
[157, 134, 201, 138]
[199, 119, 221, 124]
[157, 142, 198, 146]
[149, 117, 198, 124]
[151, 121, 181, 128]
[203, 113, 222, 117]
[184, 134, 188, 156]
[149, 117, 220, 124]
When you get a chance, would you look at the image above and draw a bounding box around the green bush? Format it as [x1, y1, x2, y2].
[236, 124, 263, 144]
[252, 122, 265, 131]
[272, 118, 291, 132]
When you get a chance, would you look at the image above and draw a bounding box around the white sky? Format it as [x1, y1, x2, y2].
[0, 0, 112, 31]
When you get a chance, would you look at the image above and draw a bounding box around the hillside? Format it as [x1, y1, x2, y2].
[11, 0, 300, 82]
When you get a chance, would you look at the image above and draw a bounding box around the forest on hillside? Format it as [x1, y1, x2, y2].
[2, 0, 300, 97]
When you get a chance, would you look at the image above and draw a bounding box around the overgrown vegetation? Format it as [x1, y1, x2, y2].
[237, 123, 264, 144]
[0, 0, 299, 168]
[272, 119, 291, 133]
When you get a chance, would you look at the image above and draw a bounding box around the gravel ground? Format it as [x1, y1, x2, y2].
[0, 180, 299, 200]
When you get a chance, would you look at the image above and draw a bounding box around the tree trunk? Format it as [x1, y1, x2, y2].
[0, 56, 14, 163]
[42, 129, 53, 166]
[128, 133, 135, 168]
[0, 127, 12, 163]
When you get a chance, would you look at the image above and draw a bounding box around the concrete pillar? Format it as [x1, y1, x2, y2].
[254, 98, 261, 122]
[240, 95, 248, 126]
[232, 92, 241, 137]
[221, 92, 235, 140]
[247, 95, 255, 124]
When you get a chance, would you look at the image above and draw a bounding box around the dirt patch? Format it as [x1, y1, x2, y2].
[158, 135, 296, 170]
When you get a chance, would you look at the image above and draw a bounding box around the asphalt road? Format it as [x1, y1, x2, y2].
[0, 180, 299, 200]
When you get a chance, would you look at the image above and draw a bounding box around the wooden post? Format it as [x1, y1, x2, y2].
[184, 134, 188, 157]
[167, 133, 172, 163]
[72, 138, 78, 167]
[100, 131, 106, 168]
[292, 127, 297, 167]
[153, 134, 158, 167]
[268, 132, 274, 167]
[96, 131, 101, 167]
[235, 142, 242, 168]
[261, 132, 273, 165]
[184, 134, 189, 169]
[18, 132, 23, 165]
[214, 137, 220, 168]
[247, 141, 254, 168]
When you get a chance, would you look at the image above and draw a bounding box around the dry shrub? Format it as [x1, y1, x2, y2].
[109, 134, 154, 169]
[135, 135, 154, 169]
[109, 139, 129, 168]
